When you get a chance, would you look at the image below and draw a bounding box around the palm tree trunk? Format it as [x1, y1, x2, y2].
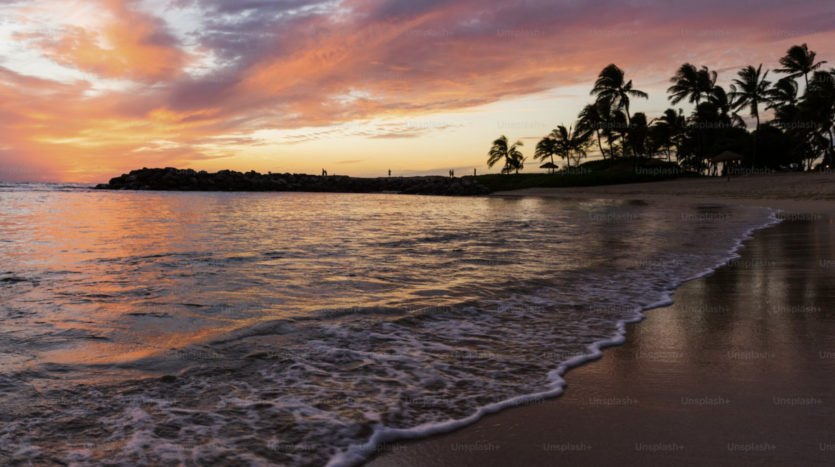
[694, 95, 704, 175]
[624, 102, 637, 166]
[596, 130, 606, 160]
[752, 113, 760, 170]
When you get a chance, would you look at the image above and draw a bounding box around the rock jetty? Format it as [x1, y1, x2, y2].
[94, 168, 491, 196]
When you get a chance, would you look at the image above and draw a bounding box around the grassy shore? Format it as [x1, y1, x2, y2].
[471, 160, 696, 192]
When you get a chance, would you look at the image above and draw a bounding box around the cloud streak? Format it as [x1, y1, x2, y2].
[1, 0, 835, 180]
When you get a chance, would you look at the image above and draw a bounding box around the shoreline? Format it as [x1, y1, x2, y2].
[490, 172, 835, 215]
[365, 193, 835, 466]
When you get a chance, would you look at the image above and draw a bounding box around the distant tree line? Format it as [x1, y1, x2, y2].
[489, 44, 835, 174]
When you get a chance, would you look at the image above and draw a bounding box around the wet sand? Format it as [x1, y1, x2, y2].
[367, 215, 835, 466]
[491, 172, 835, 215]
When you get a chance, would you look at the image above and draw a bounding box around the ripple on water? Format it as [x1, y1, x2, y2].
[0, 188, 777, 466]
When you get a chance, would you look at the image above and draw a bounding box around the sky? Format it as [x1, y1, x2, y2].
[1, 0, 834, 182]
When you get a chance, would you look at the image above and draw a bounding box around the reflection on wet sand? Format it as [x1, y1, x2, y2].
[368, 217, 835, 467]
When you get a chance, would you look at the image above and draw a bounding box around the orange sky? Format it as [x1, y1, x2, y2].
[1, 0, 834, 182]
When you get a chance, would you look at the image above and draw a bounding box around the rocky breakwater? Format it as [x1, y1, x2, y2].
[94, 168, 491, 196]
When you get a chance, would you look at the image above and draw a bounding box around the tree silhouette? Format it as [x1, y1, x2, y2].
[775, 44, 827, 88]
[668, 64, 716, 106]
[534, 136, 558, 168]
[577, 102, 612, 160]
[800, 69, 835, 167]
[552, 124, 592, 167]
[590, 64, 648, 125]
[487, 135, 525, 174]
[729, 64, 773, 168]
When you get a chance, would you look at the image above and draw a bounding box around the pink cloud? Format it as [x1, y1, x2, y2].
[2, 0, 835, 181]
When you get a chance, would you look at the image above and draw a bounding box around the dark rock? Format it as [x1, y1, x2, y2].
[96, 169, 491, 196]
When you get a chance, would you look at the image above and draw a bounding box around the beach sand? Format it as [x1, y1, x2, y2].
[367, 180, 835, 466]
[491, 172, 835, 215]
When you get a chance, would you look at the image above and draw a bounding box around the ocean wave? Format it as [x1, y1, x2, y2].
[0, 192, 778, 466]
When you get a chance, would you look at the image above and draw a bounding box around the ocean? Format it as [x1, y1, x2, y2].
[0, 183, 778, 466]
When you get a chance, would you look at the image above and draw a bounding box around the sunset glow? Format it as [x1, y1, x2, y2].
[2, 0, 834, 182]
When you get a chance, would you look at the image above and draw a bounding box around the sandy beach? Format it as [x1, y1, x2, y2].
[367, 177, 835, 466]
[492, 172, 835, 214]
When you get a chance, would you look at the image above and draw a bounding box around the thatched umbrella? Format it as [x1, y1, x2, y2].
[712, 151, 745, 181]
[540, 162, 558, 174]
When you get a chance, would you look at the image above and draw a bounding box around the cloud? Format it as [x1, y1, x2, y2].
[2, 0, 835, 180]
[20, 0, 191, 83]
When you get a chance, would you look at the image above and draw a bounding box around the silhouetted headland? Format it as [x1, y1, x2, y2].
[94, 167, 492, 196]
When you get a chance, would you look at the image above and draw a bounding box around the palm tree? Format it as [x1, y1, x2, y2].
[647, 122, 672, 161]
[487, 135, 525, 174]
[508, 152, 527, 174]
[766, 77, 800, 132]
[534, 136, 558, 168]
[650, 108, 685, 161]
[586, 100, 626, 160]
[729, 65, 774, 168]
[627, 112, 649, 160]
[577, 102, 610, 160]
[609, 109, 630, 159]
[668, 64, 719, 167]
[767, 77, 800, 109]
[766, 77, 799, 116]
[775, 44, 827, 88]
[668, 64, 716, 106]
[590, 64, 649, 124]
[709, 86, 746, 128]
[801, 69, 835, 167]
[552, 124, 592, 167]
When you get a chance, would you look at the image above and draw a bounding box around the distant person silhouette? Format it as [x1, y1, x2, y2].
[388, 169, 391, 177]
